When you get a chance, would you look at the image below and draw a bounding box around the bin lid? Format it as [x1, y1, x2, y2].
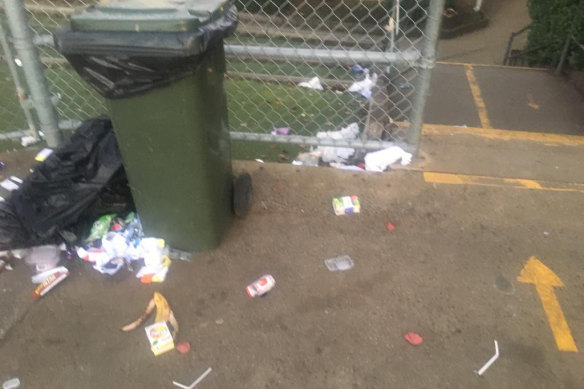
[71, 0, 234, 32]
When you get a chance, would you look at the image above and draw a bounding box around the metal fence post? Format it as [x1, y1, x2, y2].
[555, 33, 572, 76]
[0, 16, 39, 138]
[406, 0, 445, 154]
[3, 0, 63, 147]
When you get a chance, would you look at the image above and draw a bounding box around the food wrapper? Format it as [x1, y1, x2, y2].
[145, 321, 174, 356]
[332, 196, 360, 215]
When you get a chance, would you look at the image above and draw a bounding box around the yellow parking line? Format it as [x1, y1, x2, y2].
[437, 61, 548, 71]
[464, 64, 492, 129]
[422, 124, 584, 147]
[424, 172, 584, 193]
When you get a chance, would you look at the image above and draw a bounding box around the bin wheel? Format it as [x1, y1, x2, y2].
[233, 172, 252, 218]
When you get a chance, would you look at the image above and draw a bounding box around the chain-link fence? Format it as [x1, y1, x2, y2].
[0, 0, 444, 152]
[0, 9, 34, 140]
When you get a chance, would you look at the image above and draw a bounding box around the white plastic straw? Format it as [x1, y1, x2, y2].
[476, 340, 499, 376]
[173, 367, 212, 389]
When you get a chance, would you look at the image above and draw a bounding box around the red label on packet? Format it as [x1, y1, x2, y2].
[32, 270, 69, 300]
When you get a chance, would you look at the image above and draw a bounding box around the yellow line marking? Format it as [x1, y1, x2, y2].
[436, 61, 548, 71]
[464, 64, 492, 128]
[422, 124, 584, 147]
[423, 172, 584, 193]
[517, 257, 578, 352]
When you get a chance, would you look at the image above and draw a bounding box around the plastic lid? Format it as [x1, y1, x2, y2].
[71, 0, 233, 32]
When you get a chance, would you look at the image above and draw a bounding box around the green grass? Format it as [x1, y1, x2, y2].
[0, 61, 367, 160]
[0, 63, 28, 134]
[226, 78, 365, 135]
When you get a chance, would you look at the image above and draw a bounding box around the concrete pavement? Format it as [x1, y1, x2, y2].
[425, 63, 584, 135]
[1, 140, 584, 387]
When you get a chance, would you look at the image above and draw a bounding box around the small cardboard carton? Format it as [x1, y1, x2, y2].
[145, 321, 175, 356]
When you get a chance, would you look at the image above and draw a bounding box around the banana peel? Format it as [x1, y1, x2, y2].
[121, 292, 179, 339]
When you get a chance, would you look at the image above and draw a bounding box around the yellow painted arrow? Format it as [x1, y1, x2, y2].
[517, 256, 578, 352]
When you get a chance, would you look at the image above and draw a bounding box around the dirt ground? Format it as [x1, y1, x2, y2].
[1, 156, 583, 388]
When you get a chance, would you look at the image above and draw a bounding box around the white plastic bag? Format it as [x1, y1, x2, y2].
[364, 146, 412, 172]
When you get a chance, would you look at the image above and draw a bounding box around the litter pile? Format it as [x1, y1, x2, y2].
[0, 118, 176, 300]
[76, 212, 172, 282]
[296, 63, 377, 99]
[292, 122, 412, 171]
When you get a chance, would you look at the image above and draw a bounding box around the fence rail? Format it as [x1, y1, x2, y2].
[0, 0, 446, 155]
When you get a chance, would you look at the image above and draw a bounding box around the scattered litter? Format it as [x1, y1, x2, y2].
[173, 367, 212, 389]
[364, 146, 412, 172]
[475, 340, 499, 376]
[0, 162, 4, 170]
[352, 64, 364, 74]
[168, 247, 193, 261]
[77, 213, 171, 280]
[135, 238, 170, 283]
[332, 196, 360, 215]
[0, 259, 13, 273]
[255, 159, 264, 164]
[20, 135, 37, 147]
[398, 82, 413, 90]
[95, 256, 125, 276]
[0, 252, 16, 273]
[385, 221, 396, 232]
[543, 231, 549, 237]
[32, 268, 69, 300]
[271, 127, 290, 136]
[2, 378, 20, 389]
[324, 255, 354, 271]
[292, 152, 319, 167]
[329, 163, 364, 171]
[31, 266, 68, 284]
[25, 245, 61, 273]
[404, 332, 423, 345]
[0, 179, 19, 192]
[246, 274, 276, 298]
[34, 148, 53, 162]
[145, 321, 175, 356]
[215, 318, 224, 325]
[315, 122, 360, 163]
[122, 292, 179, 340]
[347, 69, 377, 99]
[86, 214, 116, 242]
[298, 76, 324, 90]
[176, 341, 191, 354]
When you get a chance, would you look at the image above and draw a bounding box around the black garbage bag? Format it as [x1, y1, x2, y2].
[1, 117, 134, 249]
[0, 202, 27, 249]
[54, 6, 237, 99]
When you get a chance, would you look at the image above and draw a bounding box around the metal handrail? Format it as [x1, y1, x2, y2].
[503, 25, 531, 65]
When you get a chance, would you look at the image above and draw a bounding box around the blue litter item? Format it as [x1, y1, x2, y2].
[352, 64, 364, 74]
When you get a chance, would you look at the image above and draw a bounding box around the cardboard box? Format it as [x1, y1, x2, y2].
[145, 321, 175, 356]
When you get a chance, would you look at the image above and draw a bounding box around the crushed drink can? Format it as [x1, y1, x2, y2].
[246, 274, 276, 298]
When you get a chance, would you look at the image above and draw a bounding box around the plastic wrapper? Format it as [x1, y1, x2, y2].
[54, 6, 238, 98]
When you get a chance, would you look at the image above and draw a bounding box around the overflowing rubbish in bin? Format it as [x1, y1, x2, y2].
[54, 1, 238, 99]
[0, 114, 250, 296]
[53, 0, 249, 252]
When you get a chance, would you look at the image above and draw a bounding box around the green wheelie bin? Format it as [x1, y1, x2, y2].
[55, 0, 251, 252]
